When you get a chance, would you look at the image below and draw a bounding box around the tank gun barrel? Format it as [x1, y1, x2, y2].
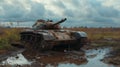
[53, 18, 67, 26]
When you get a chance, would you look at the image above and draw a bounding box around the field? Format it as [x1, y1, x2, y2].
[67, 27, 120, 65]
[0, 27, 120, 49]
[0, 27, 120, 65]
[67, 27, 120, 46]
[67, 27, 120, 40]
[0, 28, 21, 50]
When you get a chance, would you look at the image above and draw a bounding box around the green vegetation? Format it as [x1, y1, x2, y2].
[0, 28, 21, 50]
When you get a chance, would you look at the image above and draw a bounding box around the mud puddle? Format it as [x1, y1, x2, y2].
[48, 48, 117, 67]
[1, 54, 33, 65]
[0, 47, 119, 67]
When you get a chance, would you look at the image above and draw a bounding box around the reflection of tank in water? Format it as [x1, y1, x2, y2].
[20, 18, 88, 51]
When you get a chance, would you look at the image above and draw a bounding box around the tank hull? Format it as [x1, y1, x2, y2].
[20, 29, 87, 51]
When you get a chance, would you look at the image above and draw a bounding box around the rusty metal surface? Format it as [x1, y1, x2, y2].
[20, 18, 88, 51]
[32, 18, 66, 30]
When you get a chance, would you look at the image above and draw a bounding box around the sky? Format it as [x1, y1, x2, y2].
[0, 0, 120, 27]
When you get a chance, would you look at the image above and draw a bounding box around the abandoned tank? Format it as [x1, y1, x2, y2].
[20, 18, 88, 51]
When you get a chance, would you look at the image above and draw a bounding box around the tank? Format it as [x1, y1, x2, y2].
[20, 18, 88, 51]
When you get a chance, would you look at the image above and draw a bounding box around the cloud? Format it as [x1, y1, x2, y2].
[0, 0, 120, 27]
[99, 0, 120, 11]
[0, 0, 45, 21]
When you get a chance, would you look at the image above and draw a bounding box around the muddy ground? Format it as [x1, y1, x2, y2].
[0, 48, 87, 67]
[0, 39, 120, 67]
[102, 48, 120, 65]
[0, 46, 120, 67]
[92, 40, 120, 66]
[0, 27, 120, 67]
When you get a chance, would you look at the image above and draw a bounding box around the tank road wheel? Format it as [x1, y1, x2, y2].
[38, 40, 53, 51]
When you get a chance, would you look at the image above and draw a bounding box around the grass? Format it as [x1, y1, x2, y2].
[66, 27, 120, 40]
[0, 27, 120, 50]
[0, 28, 21, 50]
[66, 27, 120, 47]
[0, 27, 119, 65]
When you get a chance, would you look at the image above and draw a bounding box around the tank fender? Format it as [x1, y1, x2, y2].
[73, 31, 87, 39]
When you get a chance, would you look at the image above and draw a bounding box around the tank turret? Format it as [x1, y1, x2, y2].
[33, 18, 67, 30]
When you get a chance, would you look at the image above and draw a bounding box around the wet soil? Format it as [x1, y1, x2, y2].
[102, 49, 120, 66]
[22, 50, 87, 67]
[0, 47, 119, 67]
[0, 49, 25, 61]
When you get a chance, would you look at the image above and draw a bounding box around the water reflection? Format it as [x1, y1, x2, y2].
[23, 50, 87, 67]
[1, 54, 32, 65]
[57, 48, 116, 67]
[0, 48, 118, 67]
